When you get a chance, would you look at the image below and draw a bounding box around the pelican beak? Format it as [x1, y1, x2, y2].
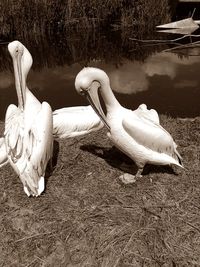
[84, 84, 110, 130]
[13, 51, 26, 110]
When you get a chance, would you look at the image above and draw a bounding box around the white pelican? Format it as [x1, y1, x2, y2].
[1, 41, 104, 194]
[75, 67, 183, 184]
[4, 41, 53, 196]
[0, 47, 103, 176]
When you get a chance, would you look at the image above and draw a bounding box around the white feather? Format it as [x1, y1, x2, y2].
[0, 137, 9, 167]
[53, 105, 103, 139]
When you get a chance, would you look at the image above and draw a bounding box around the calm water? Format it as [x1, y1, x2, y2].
[0, 29, 200, 120]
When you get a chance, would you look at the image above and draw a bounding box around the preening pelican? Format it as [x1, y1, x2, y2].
[1, 41, 104, 194]
[75, 67, 183, 184]
[5, 41, 53, 196]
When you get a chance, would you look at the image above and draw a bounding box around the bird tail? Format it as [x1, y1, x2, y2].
[175, 152, 184, 168]
[173, 143, 184, 168]
[37, 176, 45, 195]
[23, 175, 45, 197]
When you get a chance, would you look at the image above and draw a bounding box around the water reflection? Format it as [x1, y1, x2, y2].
[0, 30, 200, 120]
[157, 27, 199, 35]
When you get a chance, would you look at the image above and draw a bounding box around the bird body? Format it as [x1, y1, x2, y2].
[0, 103, 103, 167]
[5, 41, 53, 196]
[53, 105, 103, 139]
[0, 137, 9, 167]
[75, 67, 183, 183]
[107, 106, 181, 168]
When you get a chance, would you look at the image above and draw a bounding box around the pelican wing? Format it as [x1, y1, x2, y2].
[53, 105, 103, 139]
[4, 104, 24, 162]
[122, 111, 180, 160]
[5, 102, 53, 195]
[19, 102, 53, 195]
[134, 104, 160, 124]
[23, 102, 53, 188]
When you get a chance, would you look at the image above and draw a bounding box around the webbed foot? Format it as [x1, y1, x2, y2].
[119, 167, 144, 184]
[119, 173, 138, 184]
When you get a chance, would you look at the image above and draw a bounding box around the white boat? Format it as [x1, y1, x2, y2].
[156, 17, 199, 29]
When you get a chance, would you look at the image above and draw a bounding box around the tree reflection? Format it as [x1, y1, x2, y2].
[0, 28, 185, 72]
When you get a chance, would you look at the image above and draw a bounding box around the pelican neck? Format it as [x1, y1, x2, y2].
[95, 72, 120, 111]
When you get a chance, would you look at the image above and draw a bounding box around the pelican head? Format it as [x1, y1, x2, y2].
[75, 67, 110, 129]
[8, 41, 33, 110]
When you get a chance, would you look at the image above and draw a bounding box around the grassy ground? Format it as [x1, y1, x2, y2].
[0, 115, 199, 267]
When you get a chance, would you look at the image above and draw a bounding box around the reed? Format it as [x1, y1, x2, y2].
[0, 0, 176, 37]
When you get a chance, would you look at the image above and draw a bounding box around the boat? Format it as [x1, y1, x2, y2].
[156, 17, 199, 29]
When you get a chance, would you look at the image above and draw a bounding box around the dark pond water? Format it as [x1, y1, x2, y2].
[0, 29, 200, 120]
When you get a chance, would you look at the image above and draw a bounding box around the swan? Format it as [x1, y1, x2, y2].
[75, 67, 183, 184]
[4, 41, 53, 196]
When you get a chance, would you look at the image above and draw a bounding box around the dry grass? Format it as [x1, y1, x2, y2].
[0, 115, 199, 266]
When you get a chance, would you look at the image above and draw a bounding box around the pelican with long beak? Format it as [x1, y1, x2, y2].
[75, 67, 183, 184]
[0, 42, 103, 174]
[1, 41, 103, 195]
[4, 41, 53, 196]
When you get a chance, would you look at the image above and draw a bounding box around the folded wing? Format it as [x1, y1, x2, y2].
[53, 105, 103, 139]
[122, 111, 181, 163]
[5, 102, 53, 195]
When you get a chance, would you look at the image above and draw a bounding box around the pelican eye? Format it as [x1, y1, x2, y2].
[79, 88, 87, 96]
[15, 47, 23, 55]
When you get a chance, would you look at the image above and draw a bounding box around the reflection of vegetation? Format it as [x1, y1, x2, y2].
[0, 28, 189, 72]
[0, 30, 158, 71]
[0, 0, 175, 36]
